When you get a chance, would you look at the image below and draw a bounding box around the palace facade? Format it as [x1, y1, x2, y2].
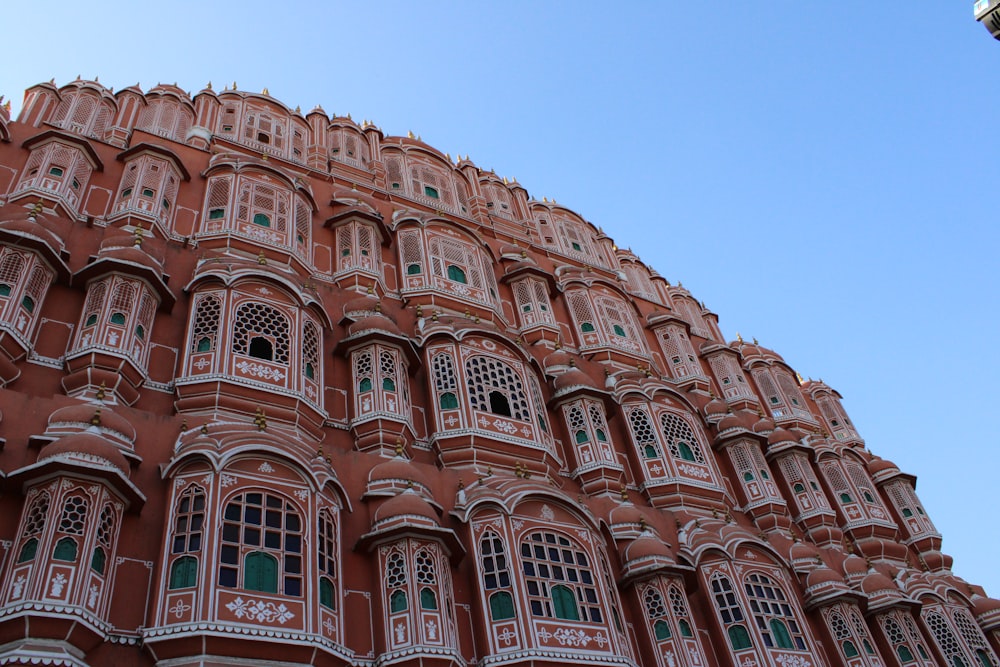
[0, 78, 995, 667]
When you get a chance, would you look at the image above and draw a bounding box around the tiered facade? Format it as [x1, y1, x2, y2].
[0, 78, 995, 667]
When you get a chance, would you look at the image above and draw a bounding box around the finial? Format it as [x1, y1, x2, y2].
[133, 221, 144, 247]
[407, 130, 415, 139]
[796, 372, 805, 384]
[206, 81, 213, 90]
[367, 284, 374, 295]
[96, 381, 106, 400]
[395, 438, 404, 457]
[620, 485, 628, 501]
[181, 419, 187, 431]
[254, 407, 267, 431]
[431, 311, 439, 322]
[316, 444, 325, 459]
[457, 478, 465, 490]
[415, 303, 423, 316]
[90, 408, 102, 426]
[262, 87, 269, 95]
[485, 465, 493, 477]
[295, 105, 301, 113]
[232, 81, 238, 90]
[503, 176, 508, 185]
[736, 332, 743, 342]
[445, 152, 451, 161]
[638, 517, 648, 532]
[201, 424, 209, 435]
[257, 250, 267, 265]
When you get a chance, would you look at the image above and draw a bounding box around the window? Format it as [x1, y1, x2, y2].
[385, 551, 408, 612]
[446, 264, 467, 283]
[219, 490, 302, 596]
[490, 592, 515, 620]
[190, 294, 221, 355]
[317, 508, 338, 610]
[253, 213, 271, 227]
[465, 355, 531, 421]
[54, 537, 78, 561]
[170, 556, 198, 589]
[521, 531, 603, 623]
[424, 185, 439, 199]
[480, 531, 516, 620]
[18, 538, 38, 563]
[712, 575, 752, 650]
[744, 573, 806, 651]
[232, 302, 290, 364]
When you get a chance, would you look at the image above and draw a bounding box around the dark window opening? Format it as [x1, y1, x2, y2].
[248, 336, 274, 361]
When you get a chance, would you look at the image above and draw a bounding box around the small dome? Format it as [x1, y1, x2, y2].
[703, 396, 727, 420]
[790, 541, 821, 564]
[543, 348, 574, 372]
[553, 367, 601, 394]
[753, 413, 775, 435]
[39, 432, 130, 475]
[348, 312, 404, 338]
[622, 534, 674, 563]
[861, 571, 900, 595]
[95, 244, 165, 273]
[374, 490, 438, 524]
[608, 503, 645, 528]
[973, 596, 1000, 617]
[867, 456, 900, 477]
[807, 565, 846, 589]
[343, 293, 381, 318]
[717, 411, 744, 434]
[842, 555, 869, 580]
[47, 404, 136, 444]
[0, 215, 65, 254]
[369, 457, 431, 493]
[767, 427, 798, 446]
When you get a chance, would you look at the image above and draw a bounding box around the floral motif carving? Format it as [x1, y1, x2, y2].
[225, 596, 295, 624]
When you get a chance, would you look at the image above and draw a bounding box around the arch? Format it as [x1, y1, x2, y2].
[489, 591, 515, 620]
[169, 555, 198, 589]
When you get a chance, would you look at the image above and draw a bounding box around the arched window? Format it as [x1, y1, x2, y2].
[244, 551, 279, 593]
[446, 264, 466, 283]
[248, 336, 274, 360]
[190, 294, 221, 355]
[170, 556, 198, 589]
[53, 537, 78, 561]
[320, 578, 335, 610]
[219, 490, 302, 596]
[232, 302, 290, 365]
[521, 531, 603, 623]
[659, 412, 705, 463]
[385, 551, 408, 612]
[420, 587, 438, 610]
[18, 538, 38, 563]
[744, 572, 806, 651]
[440, 392, 458, 409]
[317, 508, 338, 610]
[729, 625, 753, 650]
[17, 492, 49, 562]
[712, 574, 752, 650]
[490, 592, 515, 621]
[465, 355, 530, 421]
[551, 584, 579, 621]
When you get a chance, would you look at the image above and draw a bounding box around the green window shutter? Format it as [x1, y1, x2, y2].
[581, 322, 595, 332]
[677, 441, 696, 461]
[679, 619, 693, 637]
[407, 263, 422, 275]
[390, 589, 408, 613]
[320, 577, 335, 609]
[17, 538, 38, 563]
[91, 547, 107, 574]
[244, 551, 278, 593]
[439, 392, 458, 409]
[575, 430, 589, 444]
[53, 537, 78, 561]
[596, 429, 607, 442]
[197, 336, 212, 352]
[420, 587, 438, 610]
[770, 619, 794, 649]
[359, 378, 372, 392]
[843, 640, 859, 657]
[654, 620, 671, 640]
[110, 312, 126, 325]
[897, 646, 914, 662]
[169, 556, 198, 589]
[446, 265, 467, 283]
[644, 444, 658, 459]
[551, 585, 579, 621]
[382, 377, 396, 391]
[489, 591, 515, 620]
[728, 625, 752, 650]
[253, 213, 271, 227]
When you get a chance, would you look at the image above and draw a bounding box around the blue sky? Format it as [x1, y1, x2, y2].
[3, 3, 998, 595]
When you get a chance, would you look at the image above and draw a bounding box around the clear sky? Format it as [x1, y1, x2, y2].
[3, 2, 997, 595]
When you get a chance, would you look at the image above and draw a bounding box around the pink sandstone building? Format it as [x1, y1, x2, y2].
[0, 77, 994, 667]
